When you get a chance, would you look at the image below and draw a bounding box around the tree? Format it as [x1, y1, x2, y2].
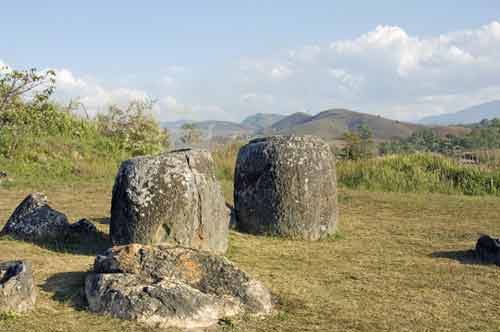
[180, 123, 202, 146]
[0, 67, 56, 113]
[97, 99, 170, 156]
[340, 124, 375, 160]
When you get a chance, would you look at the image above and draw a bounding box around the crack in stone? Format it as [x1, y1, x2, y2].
[185, 153, 204, 241]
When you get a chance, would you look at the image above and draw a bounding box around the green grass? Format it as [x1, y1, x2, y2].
[1, 184, 500, 331]
[338, 153, 500, 195]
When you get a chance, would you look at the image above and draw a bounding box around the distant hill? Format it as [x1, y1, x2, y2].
[162, 109, 471, 145]
[259, 109, 419, 140]
[192, 121, 251, 138]
[419, 100, 500, 125]
[241, 113, 285, 130]
[161, 119, 191, 129]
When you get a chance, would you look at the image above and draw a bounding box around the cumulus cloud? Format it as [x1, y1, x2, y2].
[234, 20, 500, 121]
[55, 69, 87, 89]
[4, 21, 500, 122]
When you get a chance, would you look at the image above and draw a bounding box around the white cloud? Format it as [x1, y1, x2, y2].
[235, 20, 500, 120]
[4, 21, 500, 122]
[270, 64, 293, 80]
[55, 69, 87, 89]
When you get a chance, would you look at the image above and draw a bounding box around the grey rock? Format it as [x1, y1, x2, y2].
[234, 135, 338, 240]
[1, 193, 70, 241]
[85, 244, 272, 329]
[476, 235, 500, 264]
[110, 149, 229, 254]
[69, 219, 97, 235]
[0, 260, 36, 313]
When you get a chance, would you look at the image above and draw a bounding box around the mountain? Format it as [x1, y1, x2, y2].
[241, 113, 285, 130]
[259, 109, 419, 140]
[192, 121, 252, 138]
[161, 119, 191, 129]
[419, 100, 500, 125]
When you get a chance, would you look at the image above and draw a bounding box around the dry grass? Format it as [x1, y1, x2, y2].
[1, 184, 500, 331]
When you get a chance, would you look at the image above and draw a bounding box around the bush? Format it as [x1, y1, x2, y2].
[96, 100, 170, 156]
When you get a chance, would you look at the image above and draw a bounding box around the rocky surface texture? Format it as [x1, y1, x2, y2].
[234, 135, 338, 240]
[69, 219, 98, 235]
[1, 193, 70, 241]
[85, 244, 272, 329]
[476, 235, 500, 264]
[110, 149, 229, 254]
[0, 260, 36, 313]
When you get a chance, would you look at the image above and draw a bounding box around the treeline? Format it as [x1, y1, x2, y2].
[381, 119, 500, 155]
[337, 119, 500, 161]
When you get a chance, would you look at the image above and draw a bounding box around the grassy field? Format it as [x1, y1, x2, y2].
[1, 184, 500, 331]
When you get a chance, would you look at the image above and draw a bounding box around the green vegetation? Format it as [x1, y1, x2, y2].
[339, 124, 376, 160]
[0, 67, 169, 188]
[212, 141, 243, 203]
[338, 153, 500, 195]
[179, 122, 202, 146]
[380, 119, 500, 155]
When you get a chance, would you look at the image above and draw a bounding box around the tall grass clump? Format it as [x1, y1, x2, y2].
[212, 141, 244, 203]
[338, 153, 500, 195]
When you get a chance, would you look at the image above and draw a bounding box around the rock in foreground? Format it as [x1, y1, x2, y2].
[110, 149, 229, 254]
[476, 235, 500, 264]
[0, 260, 36, 313]
[1, 193, 70, 241]
[85, 244, 272, 329]
[234, 135, 338, 240]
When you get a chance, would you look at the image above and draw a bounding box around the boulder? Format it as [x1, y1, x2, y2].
[85, 244, 272, 329]
[0, 260, 36, 313]
[1, 193, 70, 241]
[69, 219, 97, 235]
[110, 149, 229, 254]
[476, 235, 500, 264]
[234, 135, 338, 240]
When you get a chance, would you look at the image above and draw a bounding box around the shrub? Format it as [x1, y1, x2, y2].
[96, 99, 170, 156]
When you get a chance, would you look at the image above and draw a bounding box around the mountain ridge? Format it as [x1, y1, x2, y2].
[419, 100, 500, 125]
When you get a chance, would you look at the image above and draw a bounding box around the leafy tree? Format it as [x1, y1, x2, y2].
[180, 123, 202, 146]
[0, 67, 56, 113]
[97, 99, 170, 156]
[340, 124, 375, 160]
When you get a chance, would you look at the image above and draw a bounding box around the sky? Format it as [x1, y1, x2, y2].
[1, 1, 500, 122]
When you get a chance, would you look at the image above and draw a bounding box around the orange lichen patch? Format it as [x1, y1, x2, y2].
[113, 244, 148, 274]
[176, 253, 202, 283]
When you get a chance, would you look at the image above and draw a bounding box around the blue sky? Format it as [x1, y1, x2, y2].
[1, 1, 500, 122]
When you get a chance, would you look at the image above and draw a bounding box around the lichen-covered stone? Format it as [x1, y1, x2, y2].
[110, 149, 229, 254]
[0, 260, 36, 313]
[234, 135, 337, 240]
[85, 244, 272, 329]
[1, 193, 70, 241]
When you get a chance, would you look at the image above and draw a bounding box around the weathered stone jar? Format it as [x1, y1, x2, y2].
[234, 135, 337, 240]
[110, 149, 229, 254]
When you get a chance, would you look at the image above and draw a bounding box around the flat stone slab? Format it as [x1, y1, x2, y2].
[85, 244, 272, 329]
